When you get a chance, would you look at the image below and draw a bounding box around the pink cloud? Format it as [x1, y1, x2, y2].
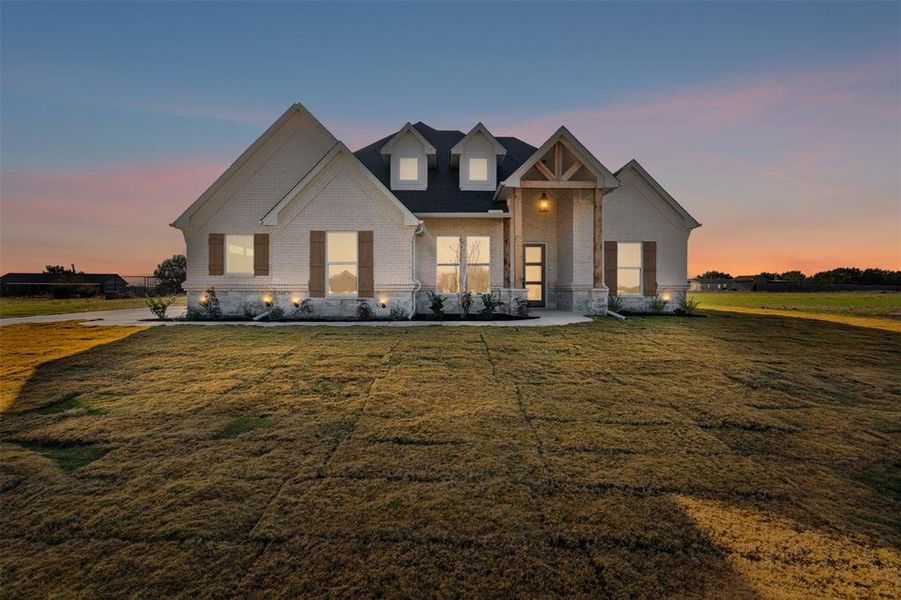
[1, 160, 227, 273]
[489, 54, 900, 274]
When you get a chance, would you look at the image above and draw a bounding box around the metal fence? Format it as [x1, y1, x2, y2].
[122, 275, 162, 296]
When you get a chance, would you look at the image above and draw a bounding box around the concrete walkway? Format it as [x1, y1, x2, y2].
[0, 307, 593, 328]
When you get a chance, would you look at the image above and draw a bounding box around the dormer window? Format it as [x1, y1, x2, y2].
[468, 158, 488, 182]
[399, 157, 419, 181]
[380, 123, 437, 191]
[451, 123, 506, 191]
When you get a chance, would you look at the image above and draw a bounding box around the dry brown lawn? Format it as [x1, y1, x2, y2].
[0, 315, 899, 598]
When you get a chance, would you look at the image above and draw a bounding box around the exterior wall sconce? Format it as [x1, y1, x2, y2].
[538, 193, 550, 213]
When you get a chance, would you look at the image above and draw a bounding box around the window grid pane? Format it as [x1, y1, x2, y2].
[328, 264, 358, 295]
[617, 268, 641, 295]
[226, 234, 254, 274]
[469, 158, 488, 181]
[436, 237, 460, 265]
[399, 157, 418, 181]
[466, 266, 490, 293]
[326, 231, 358, 295]
[436, 266, 459, 293]
[618, 242, 642, 268]
[327, 232, 357, 262]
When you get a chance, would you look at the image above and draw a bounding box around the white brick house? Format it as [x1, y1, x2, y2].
[171, 103, 700, 318]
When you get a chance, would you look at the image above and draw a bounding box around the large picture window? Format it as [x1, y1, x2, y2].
[436, 236, 460, 294]
[435, 236, 491, 294]
[617, 242, 642, 295]
[465, 236, 490, 293]
[327, 231, 358, 295]
[225, 234, 254, 275]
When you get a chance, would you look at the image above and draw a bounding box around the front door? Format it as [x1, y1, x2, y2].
[524, 244, 546, 307]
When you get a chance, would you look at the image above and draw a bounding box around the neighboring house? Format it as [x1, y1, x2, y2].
[171, 103, 700, 317]
[689, 277, 735, 291]
[0, 273, 128, 296]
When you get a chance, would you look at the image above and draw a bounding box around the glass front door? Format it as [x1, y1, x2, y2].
[524, 244, 545, 307]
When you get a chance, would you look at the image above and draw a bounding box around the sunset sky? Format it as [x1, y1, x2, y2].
[1, 1, 899, 276]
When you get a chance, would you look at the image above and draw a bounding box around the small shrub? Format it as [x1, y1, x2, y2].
[607, 294, 624, 313]
[389, 304, 409, 320]
[145, 294, 174, 320]
[197, 288, 222, 319]
[479, 293, 504, 319]
[268, 305, 285, 320]
[240, 302, 263, 319]
[675, 294, 701, 316]
[428, 292, 445, 319]
[512, 297, 530, 318]
[459, 291, 473, 319]
[648, 294, 669, 314]
[356, 299, 375, 320]
[294, 298, 315, 319]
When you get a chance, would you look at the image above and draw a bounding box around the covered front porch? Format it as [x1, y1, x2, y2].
[499, 130, 620, 314]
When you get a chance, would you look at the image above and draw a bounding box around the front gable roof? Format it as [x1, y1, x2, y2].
[170, 103, 337, 231]
[499, 126, 620, 195]
[614, 159, 701, 229]
[379, 123, 438, 167]
[449, 123, 507, 167]
[261, 142, 420, 227]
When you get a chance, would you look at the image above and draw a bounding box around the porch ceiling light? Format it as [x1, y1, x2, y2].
[538, 192, 550, 213]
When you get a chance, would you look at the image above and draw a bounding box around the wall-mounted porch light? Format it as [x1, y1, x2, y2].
[538, 192, 551, 213]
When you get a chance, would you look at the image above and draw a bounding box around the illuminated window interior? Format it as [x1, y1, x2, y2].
[436, 236, 490, 294]
[225, 234, 254, 275]
[398, 157, 418, 181]
[326, 231, 358, 295]
[468, 158, 488, 182]
[465, 236, 490, 293]
[436, 236, 460, 294]
[617, 242, 642, 295]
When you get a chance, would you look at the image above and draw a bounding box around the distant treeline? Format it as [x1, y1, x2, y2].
[697, 268, 901, 286]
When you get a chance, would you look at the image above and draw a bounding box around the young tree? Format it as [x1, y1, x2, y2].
[697, 270, 732, 279]
[780, 270, 806, 282]
[154, 255, 187, 294]
[44, 264, 79, 276]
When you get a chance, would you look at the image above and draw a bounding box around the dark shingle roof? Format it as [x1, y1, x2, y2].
[354, 122, 536, 214]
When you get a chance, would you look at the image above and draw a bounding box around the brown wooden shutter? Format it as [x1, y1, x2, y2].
[358, 231, 374, 298]
[604, 241, 617, 296]
[643, 241, 657, 296]
[208, 234, 224, 276]
[309, 231, 325, 297]
[254, 233, 269, 276]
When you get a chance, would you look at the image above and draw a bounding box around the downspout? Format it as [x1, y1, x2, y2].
[409, 222, 425, 320]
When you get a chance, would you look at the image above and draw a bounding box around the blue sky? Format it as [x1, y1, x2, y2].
[1, 1, 899, 273]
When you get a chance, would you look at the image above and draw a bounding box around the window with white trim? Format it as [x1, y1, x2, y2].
[436, 236, 460, 294]
[398, 157, 419, 181]
[465, 236, 490, 293]
[468, 158, 488, 182]
[617, 242, 642, 295]
[225, 234, 254, 275]
[326, 231, 358, 295]
[435, 236, 491, 294]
